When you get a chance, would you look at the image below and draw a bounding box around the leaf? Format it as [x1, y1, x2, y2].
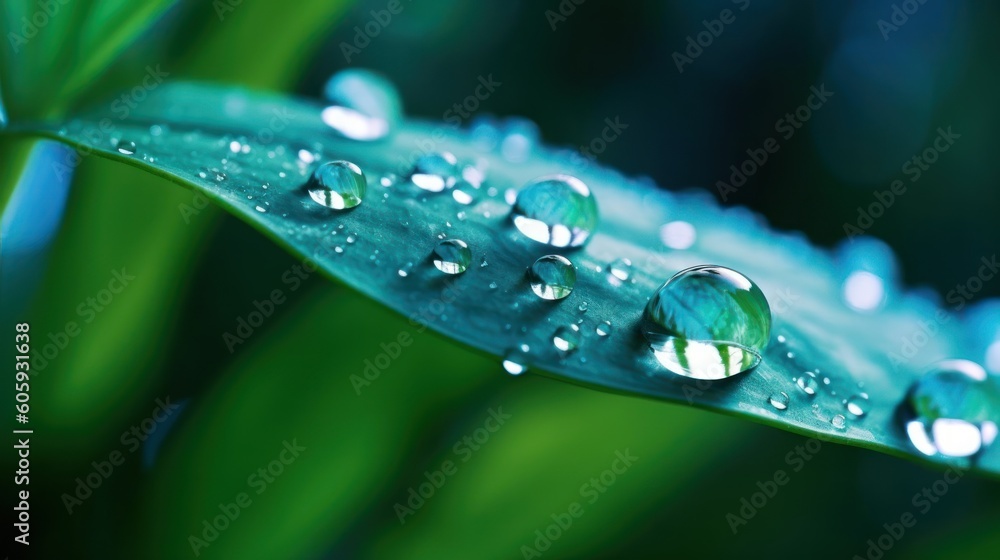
[7, 81, 998, 477]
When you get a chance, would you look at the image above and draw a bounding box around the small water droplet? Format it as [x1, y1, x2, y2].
[578, 302, 588, 313]
[480, 257, 489, 268]
[553, 324, 582, 356]
[432, 239, 472, 275]
[489, 281, 498, 290]
[528, 255, 576, 300]
[832, 414, 847, 430]
[346, 233, 357, 244]
[116, 139, 136, 155]
[410, 152, 458, 192]
[511, 175, 598, 248]
[846, 393, 869, 417]
[607, 258, 632, 283]
[322, 69, 400, 141]
[796, 372, 818, 395]
[643, 265, 770, 380]
[901, 359, 999, 458]
[769, 392, 790, 411]
[502, 348, 528, 375]
[776, 335, 787, 344]
[452, 180, 479, 205]
[306, 160, 366, 210]
[298, 149, 316, 164]
[596, 321, 613, 337]
[254, 205, 266, 213]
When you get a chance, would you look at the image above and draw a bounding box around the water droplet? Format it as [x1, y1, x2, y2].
[511, 175, 598, 248]
[398, 262, 413, 277]
[489, 281, 498, 290]
[596, 321, 613, 337]
[769, 392, 790, 411]
[322, 69, 400, 141]
[776, 335, 787, 344]
[843, 270, 886, 312]
[660, 221, 697, 250]
[297, 149, 316, 164]
[480, 257, 489, 268]
[380, 174, 398, 187]
[452, 181, 479, 205]
[901, 359, 999, 458]
[116, 140, 136, 155]
[831, 414, 847, 430]
[346, 233, 357, 244]
[501, 118, 539, 163]
[502, 348, 528, 375]
[306, 160, 366, 210]
[846, 393, 869, 417]
[254, 205, 266, 213]
[528, 255, 576, 300]
[410, 152, 458, 192]
[432, 239, 472, 275]
[643, 265, 771, 380]
[553, 324, 582, 356]
[607, 258, 632, 283]
[796, 372, 819, 395]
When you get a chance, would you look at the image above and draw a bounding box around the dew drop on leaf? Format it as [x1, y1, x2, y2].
[410, 152, 459, 192]
[595, 321, 613, 337]
[502, 348, 528, 376]
[116, 139, 136, 155]
[511, 175, 598, 248]
[832, 414, 847, 430]
[796, 372, 819, 395]
[901, 359, 1000, 459]
[642, 265, 770, 380]
[306, 160, 366, 210]
[660, 220, 697, 250]
[553, 324, 582, 356]
[846, 393, 869, 417]
[607, 258, 632, 283]
[322, 68, 401, 141]
[528, 255, 576, 301]
[769, 392, 790, 411]
[432, 239, 471, 275]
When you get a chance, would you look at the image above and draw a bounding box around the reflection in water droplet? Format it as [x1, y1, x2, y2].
[503, 348, 528, 375]
[452, 181, 479, 205]
[846, 393, 869, 417]
[660, 221, 697, 250]
[410, 152, 459, 192]
[323, 69, 401, 141]
[528, 255, 576, 300]
[596, 321, 613, 337]
[306, 160, 366, 210]
[901, 359, 999, 458]
[511, 175, 598, 248]
[643, 265, 770, 380]
[321, 106, 390, 141]
[116, 140, 136, 155]
[832, 414, 847, 430]
[553, 324, 582, 356]
[769, 392, 789, 411]
[398, 262, 413, 278]
[796, 372, 818, 395]
[432, 239, 472, 275]
[607, 258, 632, 283]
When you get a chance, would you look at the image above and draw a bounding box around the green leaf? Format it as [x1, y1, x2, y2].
[7, 81, 997, 477]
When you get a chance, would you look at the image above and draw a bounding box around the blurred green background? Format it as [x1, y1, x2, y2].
[2, 1, 999, 558]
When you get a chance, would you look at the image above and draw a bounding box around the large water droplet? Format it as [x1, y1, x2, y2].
[306, 160, 366, 210]
[321, 69, 399, 141]
[643, 265, 771, 380]
[901, 359, 999, 458]
[410, 152, 459, 192]
[511, 175, 598, 248]
[432, 239, 472, 275]
[528, 255, 576, 300]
